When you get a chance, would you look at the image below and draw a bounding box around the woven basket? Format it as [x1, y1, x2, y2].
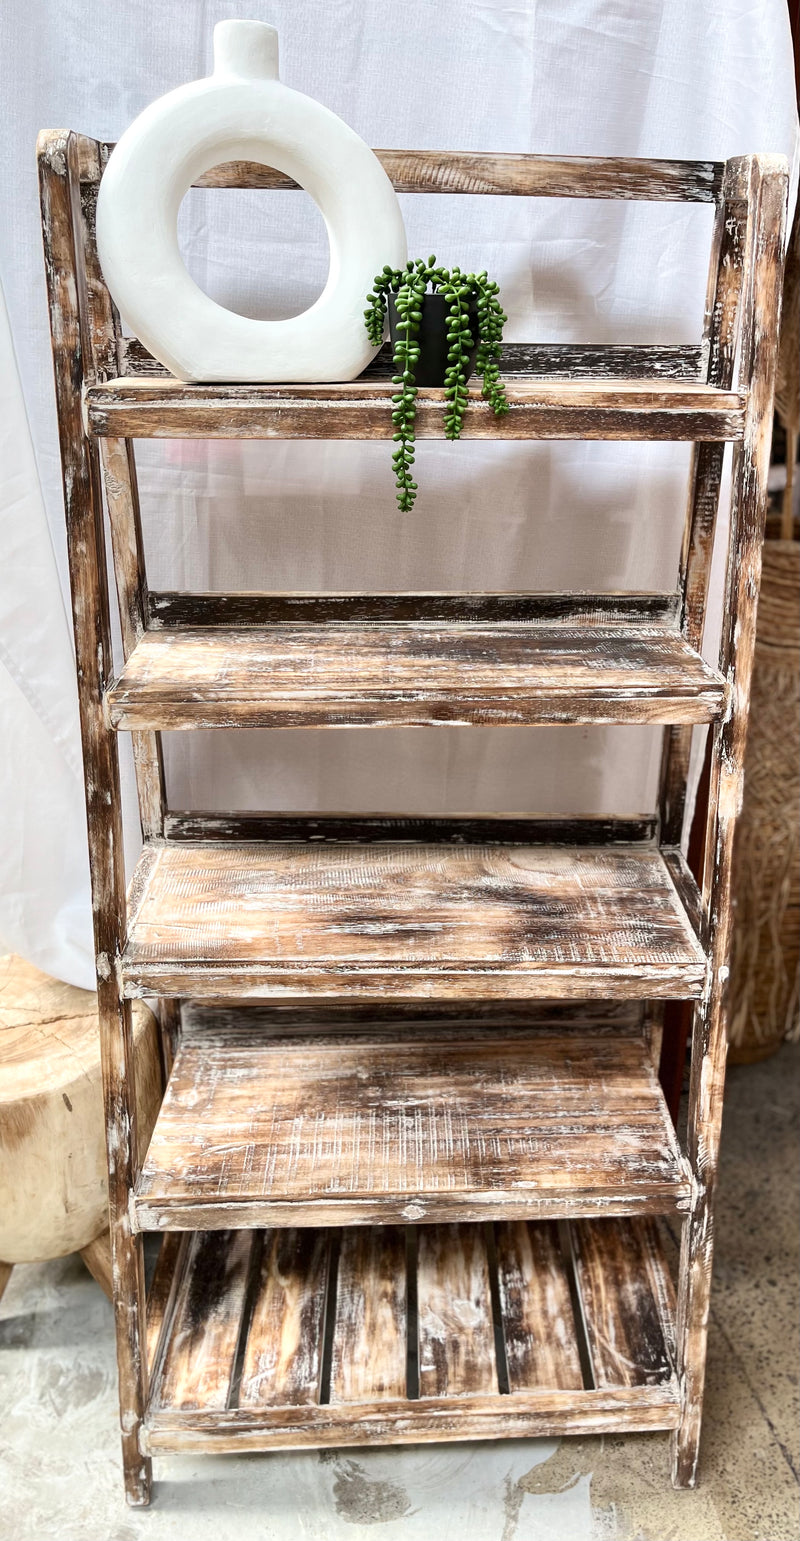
[728, 538, 800, 1061]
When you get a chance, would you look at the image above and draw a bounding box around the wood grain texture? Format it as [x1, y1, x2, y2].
[72, 141, 120, 384]
[145, 1233, 187, 1376]
[139, 1218, 681, 1445]
[148, 590, 681, 628]
[99, 437, 165, 839]
[571, 1217, 677, 1388]
[119, 337, 705, 382]
[37, 128, 151, 1506]
[673, 155, 789, 1489]
[179, 999, 646, 1034]
[121, 840, 707, 1003]
[153, 1230, 253, 1411]
[659, 159, 751, 847]
[83, 146, 720, 201]
[239, 1229, 329, 1408]
[133, 1026, 688, 1230]
[162, 812, 659, 847]
[80, 1230, 114, 1298]
[203, 150, 721, 200]
[330, 1228, 408, 1402]
[73, 149, 166, 850]
[141, 1218, 679, 1442]
[105, 624, 725, 730]
[494, 1221, 584, 1391]
[417, 1225, 497, 1397]
[84, 376, 745, 442]
[143, 1386, 680, 1451]
[74, 143, 721, 200]
[0, 953, 160, 1264]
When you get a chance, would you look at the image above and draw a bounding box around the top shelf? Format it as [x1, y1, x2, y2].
[84, 375, 746, 442]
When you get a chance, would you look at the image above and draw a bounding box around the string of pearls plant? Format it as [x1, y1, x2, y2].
[364, 257, 509, 511]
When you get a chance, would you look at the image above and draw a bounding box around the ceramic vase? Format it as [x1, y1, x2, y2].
[96, 20, 407, 382]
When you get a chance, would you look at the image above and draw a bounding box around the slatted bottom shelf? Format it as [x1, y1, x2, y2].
[143, 1218, 679, 1453]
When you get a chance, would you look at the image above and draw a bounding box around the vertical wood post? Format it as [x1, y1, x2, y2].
[73, 135, 167, 847]
[672, 155, 788, 1487]
[658, 159, 751, 848]
[38, 130, 152, 1506]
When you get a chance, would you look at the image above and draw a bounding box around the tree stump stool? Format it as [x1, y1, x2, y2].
[0, 954, 161, 1301]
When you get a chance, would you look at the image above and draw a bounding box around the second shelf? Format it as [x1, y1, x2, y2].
[122, 839, 706, 1002]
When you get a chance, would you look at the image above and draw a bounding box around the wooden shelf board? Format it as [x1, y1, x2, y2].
[142, 1218, 680, 1453]
[84, 375, 745, 441]
[133, 1021, 689, 1229]
[121, 840, 707, 1003]
[106, 624, 725, 730]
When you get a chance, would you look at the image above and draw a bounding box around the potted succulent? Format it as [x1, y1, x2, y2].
[364, 257, 509, 510]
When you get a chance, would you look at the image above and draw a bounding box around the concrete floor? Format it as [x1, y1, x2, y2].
[1, 1044, 797, 1541]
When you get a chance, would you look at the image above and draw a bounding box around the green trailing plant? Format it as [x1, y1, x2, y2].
[364, 257, 509, 511]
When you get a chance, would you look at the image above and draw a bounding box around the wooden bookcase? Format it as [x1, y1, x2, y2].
[38, 135, 787, 1506]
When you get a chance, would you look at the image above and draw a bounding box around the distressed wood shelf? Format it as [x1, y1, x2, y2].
[40, 132, 788, 1500]
[105, 623, 725, 730]
[84, 374, 746, 442]
[121, 840, 706, 1002]
[142, 1216, 680, 1452]
[133, 1019, 690, 1231]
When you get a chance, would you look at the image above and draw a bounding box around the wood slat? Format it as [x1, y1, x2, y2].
[673, 157, 789, 1487]
[118, 338, 705, 381]
[133, 1025, 688, 1232]
[417, 1225, 497, 1397]
[38, 126, 153, 1506]
[105, 624, 725, 730]
[153, 1230, 253, 1411]
[191, 150, 721, 200]
[494, 1221, 584, 1391]
[144, 1384, 680, 1451]
[659, 159, 751, 849]
[84, 376, 745, 442]
[162, 812, 659, 847]
[145, 1233, 186, 1375]
[142, 1218, 681, 1444]
[148, 590, 681, 628]
[330, 1228, 408, 1403]
[238, 1229, 329, 1408]
[121, 840, 707, 1003]
[83, 147, 718, 201]
[180, 999, 646, 1034]
[570, 1217, 677, 1388]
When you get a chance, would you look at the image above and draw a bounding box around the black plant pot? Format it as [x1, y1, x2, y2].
[388, 293, 479, 387]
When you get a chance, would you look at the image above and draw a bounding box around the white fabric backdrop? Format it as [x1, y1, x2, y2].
[1, 0, 797, 988]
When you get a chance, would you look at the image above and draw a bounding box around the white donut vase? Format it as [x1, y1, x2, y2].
[96, 20, 408, 382]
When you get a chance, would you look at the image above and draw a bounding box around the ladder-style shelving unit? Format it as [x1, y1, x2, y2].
[38, 134, 787, 1506]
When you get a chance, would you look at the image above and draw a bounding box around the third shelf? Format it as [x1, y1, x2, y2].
[133, 1015, 690, 1230]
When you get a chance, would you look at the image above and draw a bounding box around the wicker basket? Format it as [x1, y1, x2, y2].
[728, 537, 800, 1061]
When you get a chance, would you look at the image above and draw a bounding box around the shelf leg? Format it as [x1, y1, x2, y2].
[671, 154, 788, 1488]
[38, 131, 156, 1507]
[670, 992, 720, 1488]
[100, 991, 153, 1506]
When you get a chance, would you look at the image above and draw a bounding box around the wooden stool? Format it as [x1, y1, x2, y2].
[0, 954, 161, 1301]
